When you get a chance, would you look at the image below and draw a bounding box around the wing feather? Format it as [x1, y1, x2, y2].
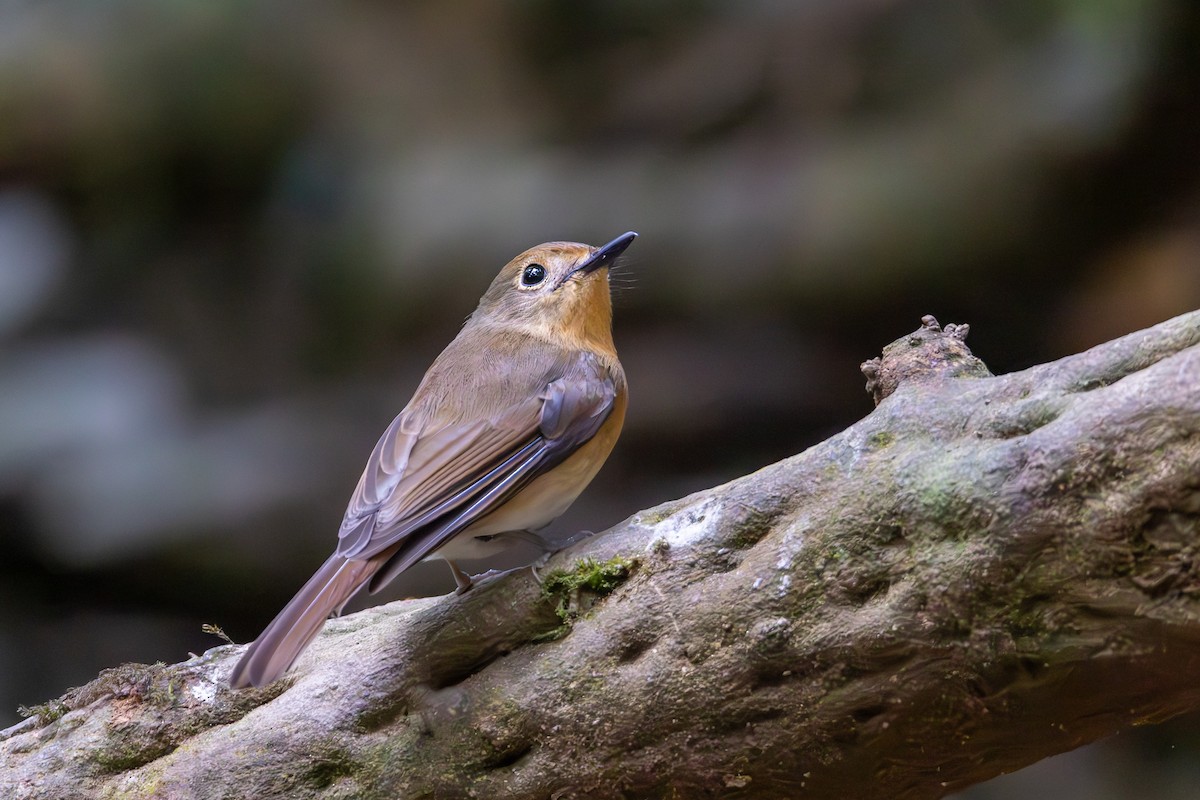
[364, 359, 616, 592]
[337, 350, 615, 567]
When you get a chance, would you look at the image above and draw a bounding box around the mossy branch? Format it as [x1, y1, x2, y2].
[4, 311, 1200, 800]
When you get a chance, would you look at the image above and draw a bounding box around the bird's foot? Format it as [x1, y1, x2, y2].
[447, 560, 474, 595]
[528, 549, 555, 585]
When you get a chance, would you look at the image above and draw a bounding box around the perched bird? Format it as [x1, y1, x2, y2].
[229, 232, 636, 688]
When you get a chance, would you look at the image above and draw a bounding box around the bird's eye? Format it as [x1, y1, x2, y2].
[521, 264, 546, 286]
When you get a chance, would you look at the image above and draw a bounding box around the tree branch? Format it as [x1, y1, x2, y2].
[5, 311, 1200, 800]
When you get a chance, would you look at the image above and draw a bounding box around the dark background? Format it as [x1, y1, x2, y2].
[2, 2, 1199, 796]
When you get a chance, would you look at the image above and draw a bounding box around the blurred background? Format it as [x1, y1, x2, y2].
[1, 1, 1199, 795]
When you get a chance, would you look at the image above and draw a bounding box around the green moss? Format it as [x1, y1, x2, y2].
[17, 662, 179, 733]
[93, 663, 179, 707]
[93, 738, 175, 773]
[726, 507, 774, 551]
[531, 625, 571, 644]
[538, 556, 638, 637]
[543, 556, 636, 599]
[17, 699, 68, 725]
[867, 430, 895, 449]
[304, 748, 358, 789]
[636, 501, 685, 526]
[99, 769, 163, 800]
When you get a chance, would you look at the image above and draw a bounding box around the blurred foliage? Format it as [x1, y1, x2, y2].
[1, 2, 1199, 795]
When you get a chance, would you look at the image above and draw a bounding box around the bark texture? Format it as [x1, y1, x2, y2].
[4, 311, 1200, 800]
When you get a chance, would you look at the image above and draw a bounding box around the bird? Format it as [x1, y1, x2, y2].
[228, 231, 636, 688]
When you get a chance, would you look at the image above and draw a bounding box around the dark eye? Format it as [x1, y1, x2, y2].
[521, 264, 546, 286]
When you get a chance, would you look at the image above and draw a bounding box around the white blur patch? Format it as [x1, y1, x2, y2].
[642, 497, 720, 552]
[773, 515, 810, 572]
[188, 678, 218, 706]
[0, 331, 340, 566]
[30, 399, 332, 565]
[0, 189, 70, 335]
[0, 335, 184, 483]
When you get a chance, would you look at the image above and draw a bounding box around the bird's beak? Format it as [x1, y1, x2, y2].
[570, 231, 638, 278]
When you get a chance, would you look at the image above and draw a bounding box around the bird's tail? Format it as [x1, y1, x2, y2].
[228, 553, 379, 688]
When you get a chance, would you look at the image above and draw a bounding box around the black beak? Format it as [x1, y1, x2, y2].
[576, 231, 638, 275]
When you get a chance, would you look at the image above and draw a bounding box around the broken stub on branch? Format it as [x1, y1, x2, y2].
[861, 315, 993, 405]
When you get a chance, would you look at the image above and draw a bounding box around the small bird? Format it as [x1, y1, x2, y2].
[229, 232, 636, 688]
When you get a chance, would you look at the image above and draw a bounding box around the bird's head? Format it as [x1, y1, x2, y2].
[472, 232, 637, 352]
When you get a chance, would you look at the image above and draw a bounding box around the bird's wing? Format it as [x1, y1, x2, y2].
[335, 350, 616, 566]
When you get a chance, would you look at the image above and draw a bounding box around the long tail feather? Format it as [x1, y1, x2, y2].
[228, 553, 379, 688]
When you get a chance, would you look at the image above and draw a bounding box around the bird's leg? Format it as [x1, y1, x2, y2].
[525, 529, 594, 583]
[446, 560, 474, 595]
[528, 549, 556, 585]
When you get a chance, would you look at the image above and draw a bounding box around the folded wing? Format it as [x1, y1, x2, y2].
[339, 350, 616, 575]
